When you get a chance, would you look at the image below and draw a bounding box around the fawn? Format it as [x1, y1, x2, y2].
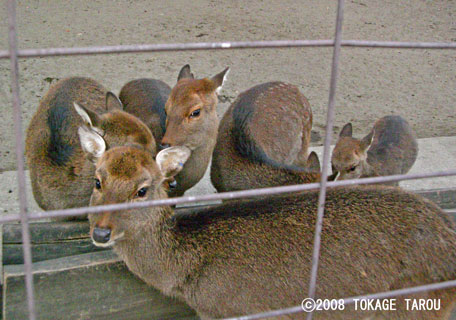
[160, 65, 229, 196]
[119, 78, 171, 144]
[86, 142, 456, 319]
[211, 81, 322, 192]
[331, 115, 418, 184]
[25, 77, 155, 215]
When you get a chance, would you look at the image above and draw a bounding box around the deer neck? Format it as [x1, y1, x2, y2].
[113, 206, 196, 296]
[176, 137, 217, 193]
[360, 159, 378, 177]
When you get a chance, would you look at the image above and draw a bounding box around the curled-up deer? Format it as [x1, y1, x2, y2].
[332, 115, 418, 184]
[211, 82, 323, 192]
[26, 77, 155, 217]
[87, 141, 456, 319]
[119, 78, 171, 144]
[160, 65, 230, 197]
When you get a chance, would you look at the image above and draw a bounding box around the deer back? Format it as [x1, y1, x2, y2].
[119, 78, 171, 143]
[25, 77, 155, 213]
[211, 81, 317, 192]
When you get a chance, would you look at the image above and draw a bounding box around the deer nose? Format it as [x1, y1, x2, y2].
[92, 227, 111, 243]
[159, 143, 171, 150]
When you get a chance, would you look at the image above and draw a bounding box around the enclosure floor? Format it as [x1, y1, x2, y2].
[0, 0, 455, 171]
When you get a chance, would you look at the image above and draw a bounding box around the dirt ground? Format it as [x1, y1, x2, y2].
[0, 0, 455, 171]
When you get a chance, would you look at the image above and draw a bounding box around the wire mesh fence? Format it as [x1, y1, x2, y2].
[4, 0, 456, 319]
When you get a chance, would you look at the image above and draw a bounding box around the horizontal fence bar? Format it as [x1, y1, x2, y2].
[1, 168, 455, 224]
[0, 40, 455, 59]
[0, 40, 333, 59]
[342, 40, 456, 49]
[222, 280, 456, 320]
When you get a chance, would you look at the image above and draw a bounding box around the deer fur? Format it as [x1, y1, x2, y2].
[87, 143, 456, 320]
[331, 115, 418, 184]
[119, 78, 171, 143]
[25, 77, 155, 217]
[160, 65, 229, 196]
[211, 81, 320, 192]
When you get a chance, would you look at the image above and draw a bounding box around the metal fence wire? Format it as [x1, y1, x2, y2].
[4, 0, 456, 319]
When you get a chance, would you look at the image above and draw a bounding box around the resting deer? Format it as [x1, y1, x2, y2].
[331, 115, 418, 184]
[119, 78, 171, 144]
[25, 77, 155, 216]
[160, 65, 229, 196]
[211, 81, 325, 192]
[86, 141, 456, 319]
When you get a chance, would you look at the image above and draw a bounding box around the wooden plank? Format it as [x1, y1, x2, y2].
[3, 239, 106, 265]
[3, 221, 107, 265]
[3, 251, 198, 320]
[2, 207, 213, 245]
[3, 221, 89, 243]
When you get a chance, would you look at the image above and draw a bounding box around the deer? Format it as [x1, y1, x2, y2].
[160, 67, 322, 194]
[119, 78, 171, 144]
[331, 115, 418, 184]
[25, 77, 155, 218]
[160, 65, 229, 197]
[211, 81, 327, 192]
[85, 140, 456, 319]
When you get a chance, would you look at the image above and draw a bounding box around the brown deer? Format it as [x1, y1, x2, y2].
[25, 77, 155, 216]
[211, 81, 322, 192]
[331, 115, 418, 184]
[87, 143, 456, 320]
[119, 78, 171, 144]
[160, 65, 229, 196]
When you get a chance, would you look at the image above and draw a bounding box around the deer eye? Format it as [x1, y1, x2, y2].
[94, 179, 101, 190]
[136, 187, 148, 198]
[348, 166, 357, 172]
[189, 109, 201, 119]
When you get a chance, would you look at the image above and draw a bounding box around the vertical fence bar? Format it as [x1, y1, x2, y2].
[6, 0, 37, 319]
[306, 0, 345, 319]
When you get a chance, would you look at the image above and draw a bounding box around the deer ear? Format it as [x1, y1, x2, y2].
[177, 64, 194, 81]
[106, 92, 123, 111]
[360, 129, 374, 152]
[328, 171, 340, 181]
[156, 146, 191, 179]
[307, 151, 321, 172]
[74, 102, 103, 129]
[77, 125, 106, 162]
[211, 67, 230, 94]
[339, 123, 352, 137]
